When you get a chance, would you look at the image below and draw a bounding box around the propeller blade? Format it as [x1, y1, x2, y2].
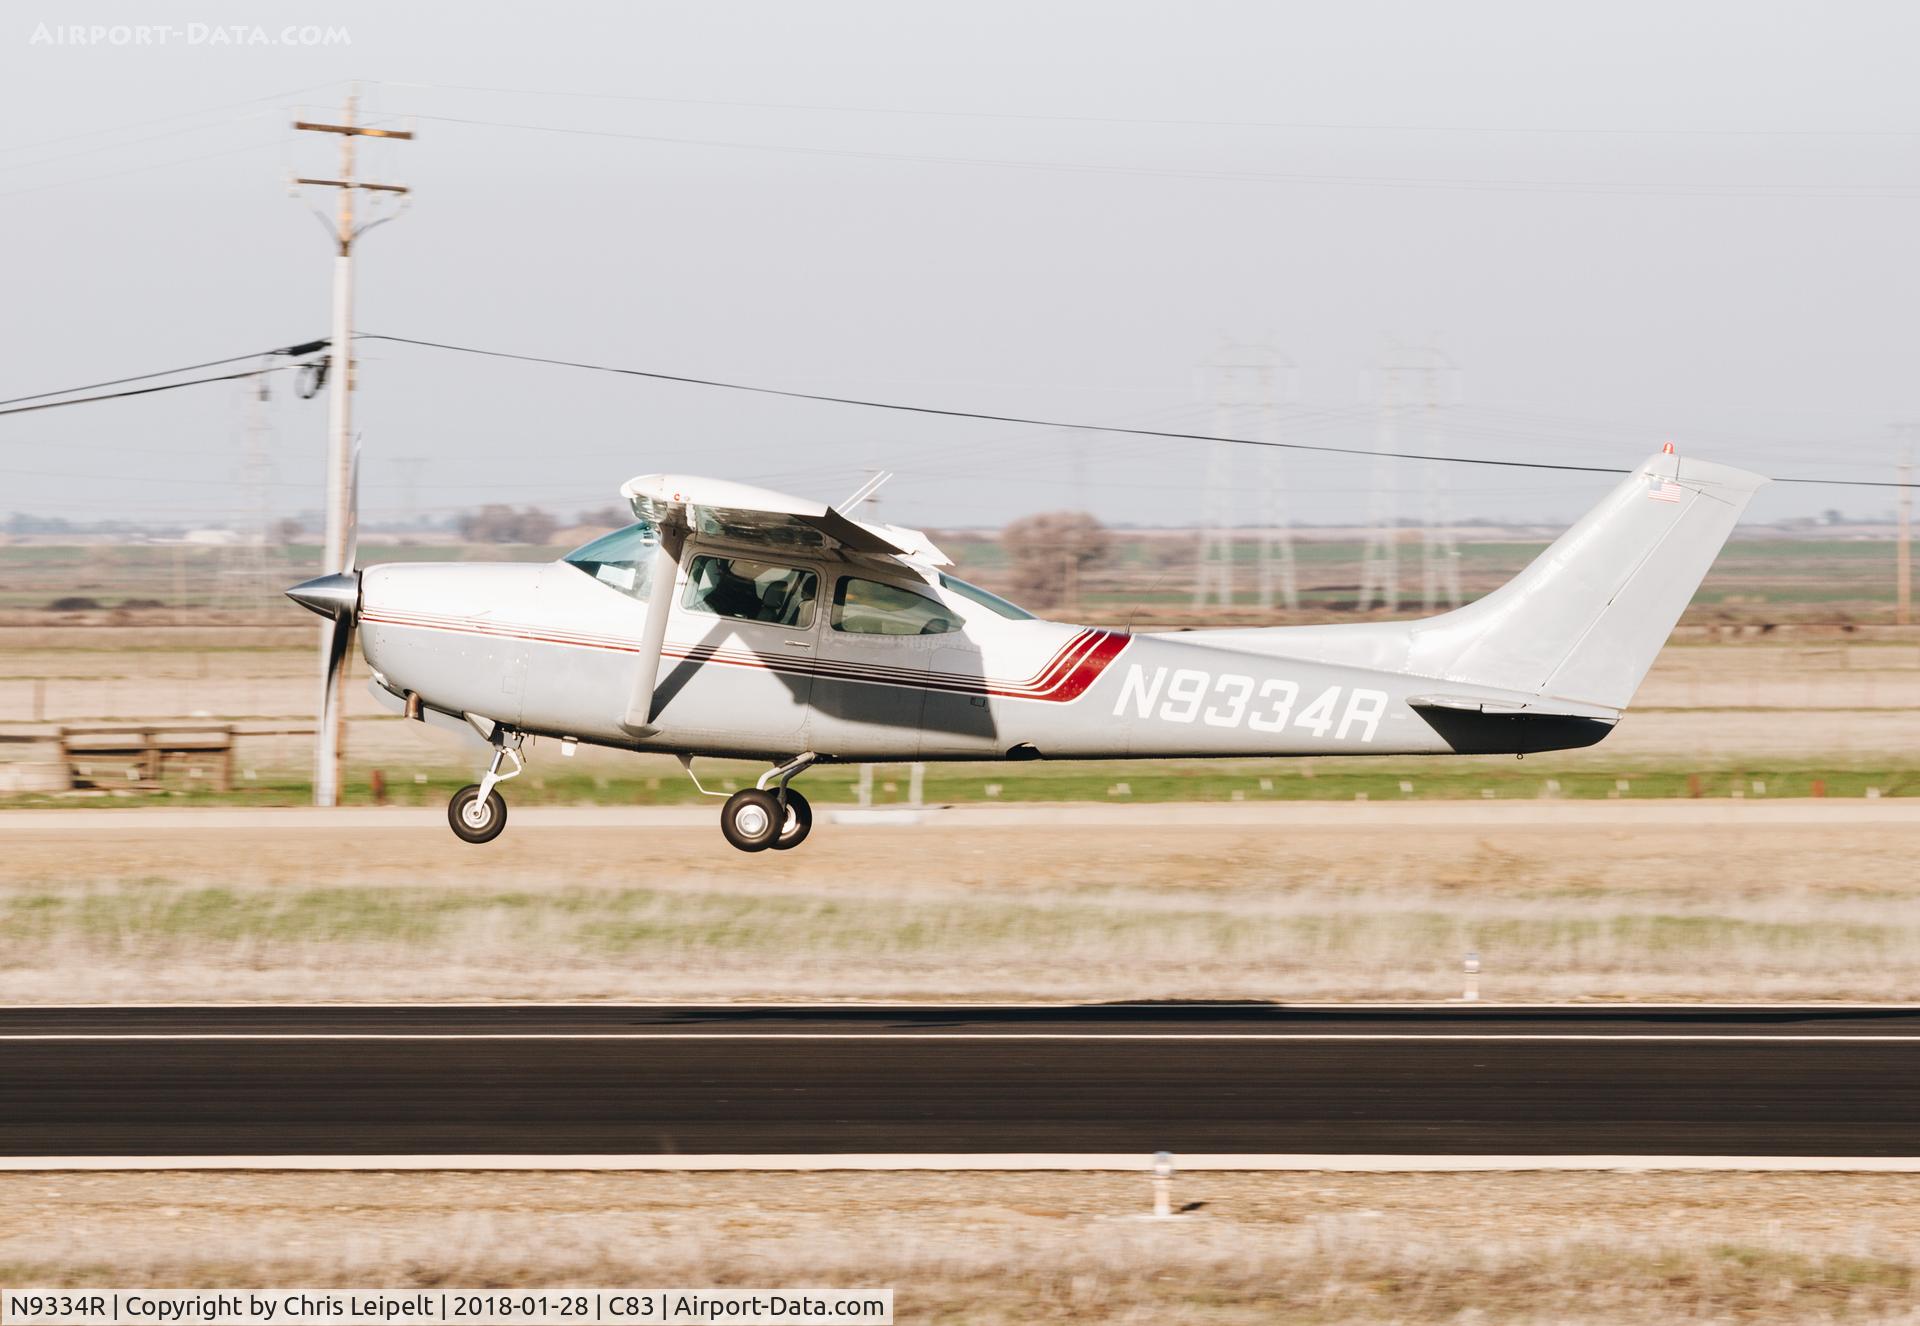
[314, 610, 354, 807]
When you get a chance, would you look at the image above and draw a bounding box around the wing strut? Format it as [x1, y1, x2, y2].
[621, 503, 688, 736]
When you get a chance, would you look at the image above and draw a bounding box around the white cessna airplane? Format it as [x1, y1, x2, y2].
[287, 447, 1764, 852]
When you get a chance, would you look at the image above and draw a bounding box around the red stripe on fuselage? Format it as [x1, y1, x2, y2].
[361, 611, 1130, 703]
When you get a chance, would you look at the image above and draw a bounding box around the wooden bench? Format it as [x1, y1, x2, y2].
[58, 724, 236, 792]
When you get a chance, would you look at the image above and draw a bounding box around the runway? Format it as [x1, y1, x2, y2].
[4, 1004, 1920, 1160]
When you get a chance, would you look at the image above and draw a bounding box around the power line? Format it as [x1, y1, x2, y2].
[397, 112, 1920, 199]
[0, 79, 346, 156]
[0, 340, 324, 408]
[0, 137, 282, 201]
[355, 332, 1920, 490]
[0, 110, 276, 178]
[376, 79, 1920, 140]
[0, 366, 287, 418]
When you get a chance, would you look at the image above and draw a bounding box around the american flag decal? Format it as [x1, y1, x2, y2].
[1647, 476, 1685, 503]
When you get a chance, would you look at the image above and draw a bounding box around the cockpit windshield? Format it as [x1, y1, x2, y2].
[937, 571, 1035, 620]
[564, 521, 658, 600]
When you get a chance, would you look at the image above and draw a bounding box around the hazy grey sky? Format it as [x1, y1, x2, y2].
[4, 0, 1918, 531]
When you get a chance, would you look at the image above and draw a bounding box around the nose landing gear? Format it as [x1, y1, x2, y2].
[448, 733, 523, 845]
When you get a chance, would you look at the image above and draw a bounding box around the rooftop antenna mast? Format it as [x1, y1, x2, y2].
[291, 82, 412, 807]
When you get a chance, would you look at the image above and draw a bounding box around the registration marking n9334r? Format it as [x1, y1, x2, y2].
[1113, 664, 1388, 741]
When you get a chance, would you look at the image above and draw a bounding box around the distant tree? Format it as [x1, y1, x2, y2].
[457, 505, 559, 544]
[272, 517, 307, 545]
[7, 512, 74, 535]
[999, 511, 1111, 609]
[575, 506, 630, 529]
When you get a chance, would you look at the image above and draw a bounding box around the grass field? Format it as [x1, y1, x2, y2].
[7, 1170, 1920, 1323]
[6, 754, 1919, 810]
[5, 805, 1916, 1002]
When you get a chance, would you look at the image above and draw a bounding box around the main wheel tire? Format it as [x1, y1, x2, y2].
[448, 783, 508, 844]
[770, 789, 813, 851]
[721, 788, 783, 852]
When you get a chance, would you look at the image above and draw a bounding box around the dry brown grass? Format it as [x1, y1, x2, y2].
[4, 1171, 1920, 1323]
[4, 813, 1919, 1003]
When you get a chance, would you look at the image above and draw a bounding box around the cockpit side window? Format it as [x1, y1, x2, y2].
[563, 522, 658, 600]
[682, 554, 818, 628]
[833, 577, 963, 636]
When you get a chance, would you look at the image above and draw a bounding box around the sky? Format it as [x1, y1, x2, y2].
[2, 0, 1918, 533]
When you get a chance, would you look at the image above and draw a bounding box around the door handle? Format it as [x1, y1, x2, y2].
[783, 639, 812, 648]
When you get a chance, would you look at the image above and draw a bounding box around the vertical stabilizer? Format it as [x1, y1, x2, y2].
[1398, 450, 1768, 709]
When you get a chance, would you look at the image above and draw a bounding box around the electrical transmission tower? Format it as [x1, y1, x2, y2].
[392, 456, 428, 530]
[1411, 348, 1463, 612]
[215, 372, 277, 617]
[1192, 343, 1298, 612]
[1355, 365, 1401, 613]
[1358, 344, 1463, 613]
[1895, 424, 1916, 628]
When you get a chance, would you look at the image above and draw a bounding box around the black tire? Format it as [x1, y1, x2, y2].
[721, 788, 782, 853]
[448, 783, 508, 844]
[770, 789, 813, 851]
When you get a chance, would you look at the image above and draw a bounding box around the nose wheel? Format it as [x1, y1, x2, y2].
[448, 783, 508, 844]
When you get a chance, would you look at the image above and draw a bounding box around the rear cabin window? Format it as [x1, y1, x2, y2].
[832, 577, 963, 636]
[682, 555, 818, 628]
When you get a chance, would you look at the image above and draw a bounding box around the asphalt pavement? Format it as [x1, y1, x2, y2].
[4, 1004, 1916, 1156]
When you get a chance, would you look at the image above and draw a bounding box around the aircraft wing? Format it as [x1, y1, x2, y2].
[620, 474, 950, 565]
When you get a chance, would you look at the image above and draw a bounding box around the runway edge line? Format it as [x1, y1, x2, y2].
[8, 1154, 1920, 1173]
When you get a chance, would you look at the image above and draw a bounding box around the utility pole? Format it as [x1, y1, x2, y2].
[293, 85, 411, 806]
